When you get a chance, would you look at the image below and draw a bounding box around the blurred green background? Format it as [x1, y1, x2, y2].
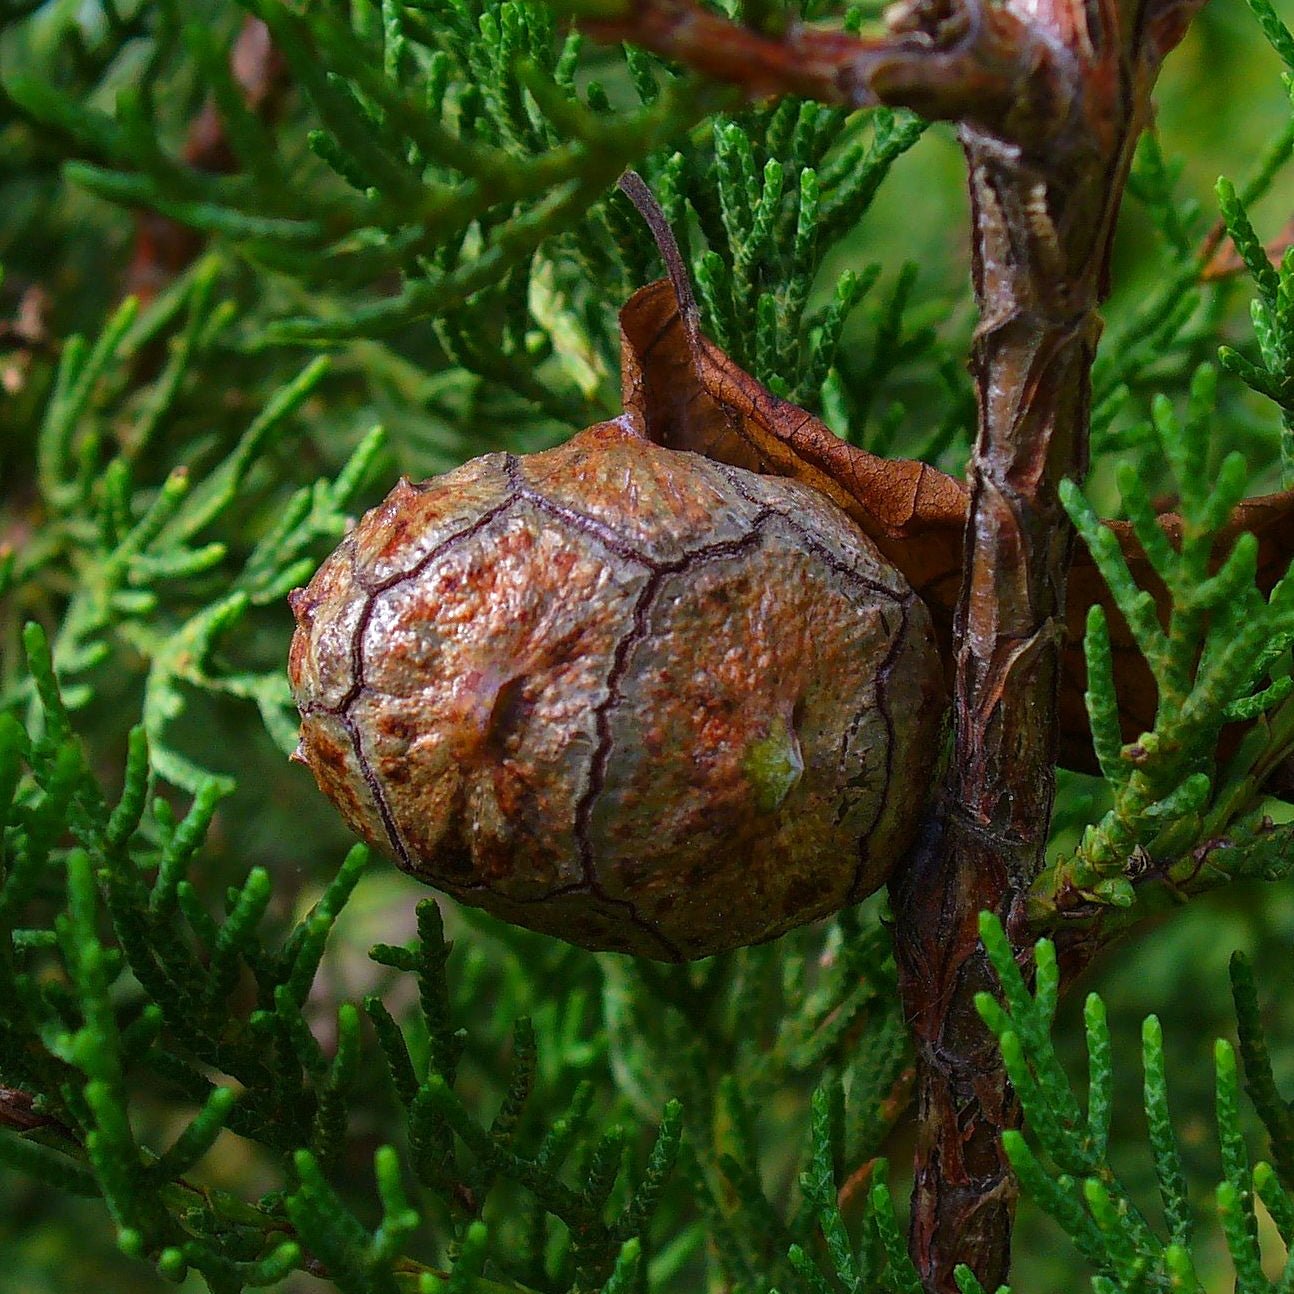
[4, 0, 1294, 1289]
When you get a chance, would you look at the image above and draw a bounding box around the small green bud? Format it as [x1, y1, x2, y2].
[1093, 876, 1135, 907]
[743, 713, 804, 814]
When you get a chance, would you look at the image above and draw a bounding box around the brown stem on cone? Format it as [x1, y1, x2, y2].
[617, 169, 704, 347]
[586, 0, 1206, 1288]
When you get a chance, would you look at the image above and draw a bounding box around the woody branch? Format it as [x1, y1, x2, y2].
[590, 0, 1072, 133]
[586, 0, 1207, 1290]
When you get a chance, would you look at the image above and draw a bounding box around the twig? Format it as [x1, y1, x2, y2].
[1202, 213, 1294, 281]
[589, 0, 1072, 144]
[0, 1086, 75, 1139]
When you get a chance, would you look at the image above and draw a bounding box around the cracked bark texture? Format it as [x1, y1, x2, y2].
[585, 0, 1207, 1286]
[887, 119, 1117, 1285]
[893, 11, 1203, 1286]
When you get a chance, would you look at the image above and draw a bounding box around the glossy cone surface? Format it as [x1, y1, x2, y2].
[289, 420, 943, 960]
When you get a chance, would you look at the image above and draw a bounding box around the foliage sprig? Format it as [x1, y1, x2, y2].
[1034, 363, 1294, 924]
[961, 913, 1294, 1294]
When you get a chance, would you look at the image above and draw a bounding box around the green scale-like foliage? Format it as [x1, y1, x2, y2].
[0, 622, 932, 1293]
[933, 914, 1294, 1294]
[6, 0, 1294, 1291]
[2, 0, 973, 459]
[1020, 0, 1294, 932]
[0, 629, 670, 1292]
[1033, 364, 1294, 921]
[2, 260, 386, 792]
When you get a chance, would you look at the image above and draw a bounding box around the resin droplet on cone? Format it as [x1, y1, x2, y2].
[288, 420, 943, 960]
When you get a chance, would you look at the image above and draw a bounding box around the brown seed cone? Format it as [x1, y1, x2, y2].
[288, 419, 944, 960]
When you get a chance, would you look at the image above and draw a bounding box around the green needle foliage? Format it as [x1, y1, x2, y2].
[1035, 0, 1294, 923]
[1034, 361, 1294, 922]
[940, 914, 1294, 1294]
[5, 0, 1294, 1291]
[3, 0, 971, 448]
[1, 618, 926, 1293]
[1215, 0, 1294, 483]
[3, 260, 387, 791]
[1, 626, 693, 1292]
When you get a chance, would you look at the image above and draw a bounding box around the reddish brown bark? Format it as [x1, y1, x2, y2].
[586, 1, 1207, 1288]
[888, 10, 1205, 1280]
[888, 113, 1134, 1289]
